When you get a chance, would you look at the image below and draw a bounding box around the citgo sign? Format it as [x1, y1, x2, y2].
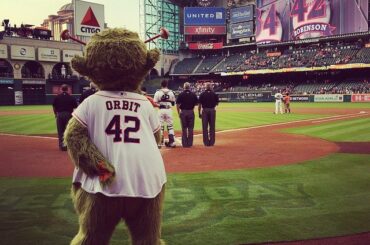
[74, 0, 105, 37]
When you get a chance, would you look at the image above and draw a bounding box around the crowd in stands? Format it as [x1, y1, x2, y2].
[171, 40, 370, 75]
[177, 80, 229, 95]
[174, 79, 369, 95]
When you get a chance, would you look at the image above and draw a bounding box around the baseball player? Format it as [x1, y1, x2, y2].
[274, 91, 284, 114]
[153, 80, 176, 148]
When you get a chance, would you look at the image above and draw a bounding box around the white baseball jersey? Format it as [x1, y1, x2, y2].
[274, 92, 283, 114]
[274, 93, 283, 100]
[72, 90, 166, 198]
[153, 88, 176, 124]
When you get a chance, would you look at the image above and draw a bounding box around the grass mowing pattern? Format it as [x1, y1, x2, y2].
[0, 114, 56, 135]
[0, 104, 323, 135]
[283, 117, 370, 142]
[0, 154, 369, 245]
[1, 103, 369, 244]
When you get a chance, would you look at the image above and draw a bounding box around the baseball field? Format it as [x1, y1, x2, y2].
[0, 102, 369, 245]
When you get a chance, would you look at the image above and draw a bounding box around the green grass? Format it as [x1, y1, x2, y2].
[0, 114, 57, 135]
[1, 102, 369, 244]
[0, 154, 369, 245]
[284, 117, 370, 142]
[0, 105, 52, 111]
[0, 104, 324, 135]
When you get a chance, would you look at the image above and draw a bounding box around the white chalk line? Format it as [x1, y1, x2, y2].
[214, 111, 369, 135]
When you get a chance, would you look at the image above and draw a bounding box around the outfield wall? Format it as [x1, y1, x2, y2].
[217, 92, 370, 103]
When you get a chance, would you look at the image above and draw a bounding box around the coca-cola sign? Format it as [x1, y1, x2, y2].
[184, 26, 226, 35]
[197, 0, 214, 7]
[189, 42, 223, 50]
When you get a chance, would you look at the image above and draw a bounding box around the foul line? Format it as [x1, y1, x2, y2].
[0, 112, 368, 141]
[210, 111, 369, 135]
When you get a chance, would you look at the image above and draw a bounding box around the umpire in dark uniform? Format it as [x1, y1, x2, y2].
[52, 84, 78, 151]
[176, 82, 198, 148]
[198, 82, 219, 147]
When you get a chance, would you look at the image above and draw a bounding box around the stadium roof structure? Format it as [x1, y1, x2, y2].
[140, 0, 181, 55]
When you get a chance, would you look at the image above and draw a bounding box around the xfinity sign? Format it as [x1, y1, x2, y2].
[74, 0, 105, 37]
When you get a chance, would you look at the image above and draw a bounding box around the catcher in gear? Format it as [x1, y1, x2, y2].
[153, 80, 176, 148]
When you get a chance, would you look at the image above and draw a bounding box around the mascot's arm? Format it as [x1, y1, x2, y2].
[64, 118, 115, 185]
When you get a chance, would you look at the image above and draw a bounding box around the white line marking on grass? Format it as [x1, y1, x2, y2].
[0, 133, 57, 140]
[311, 112, 369, 123]
[216, 111, 369, 135]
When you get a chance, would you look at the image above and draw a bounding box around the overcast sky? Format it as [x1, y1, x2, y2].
[0, 0, 140, 31]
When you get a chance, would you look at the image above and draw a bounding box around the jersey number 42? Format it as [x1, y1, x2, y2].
[105, 115, 140, 143]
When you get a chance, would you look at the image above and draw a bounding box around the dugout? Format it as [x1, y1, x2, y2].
[0, 80, 15, 105]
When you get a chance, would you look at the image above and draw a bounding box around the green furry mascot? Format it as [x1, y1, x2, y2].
[64, 28, 166, 245]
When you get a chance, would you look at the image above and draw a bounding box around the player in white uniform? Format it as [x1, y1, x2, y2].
[71, 90, 166, 198]
[153, 80, 176, 148]
[274, 91, 284, 114]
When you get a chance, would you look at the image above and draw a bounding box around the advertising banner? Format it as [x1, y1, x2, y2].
[0, 79, 13, 84]
[11, 45, 35, 60]
[184, 26, 226, 35]
[14, 91, 23, 105]
[52, 85, 72, 95]
[230, 21, 253, 39]
[0, 44, 8, 59]
[351, 94, 370, 102]
[256, 0, 369, 44]
[230, 5, 254, 23]
[218, 91, 272, 102]
[267, 51, 281, 57]
[184, 7, 226, 26]
[63, 50, 84, 62]
[38, 48, 61, 62]
[22, 80, 46, 85]
[188, 42, 223, 50]
[314, 94, 344, 102]
[290, 95, 310, 102]
[74, 0, 105, 37]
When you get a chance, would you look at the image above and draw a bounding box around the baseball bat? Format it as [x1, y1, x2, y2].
[60, 27, 169, 46]
[60, 30, 87, 45]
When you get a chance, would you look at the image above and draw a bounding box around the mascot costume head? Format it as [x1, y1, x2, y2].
[64, 28, 166, 245]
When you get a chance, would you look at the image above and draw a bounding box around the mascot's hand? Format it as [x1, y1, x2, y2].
[97, 161, 115, 186]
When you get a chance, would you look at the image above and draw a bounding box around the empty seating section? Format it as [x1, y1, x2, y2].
[293, 82, 336, 94]
[213, 53, 247, 73]
[350, 48, 370, 64]
[172, 57, 202, 75]
[194, 55, 225, 74]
